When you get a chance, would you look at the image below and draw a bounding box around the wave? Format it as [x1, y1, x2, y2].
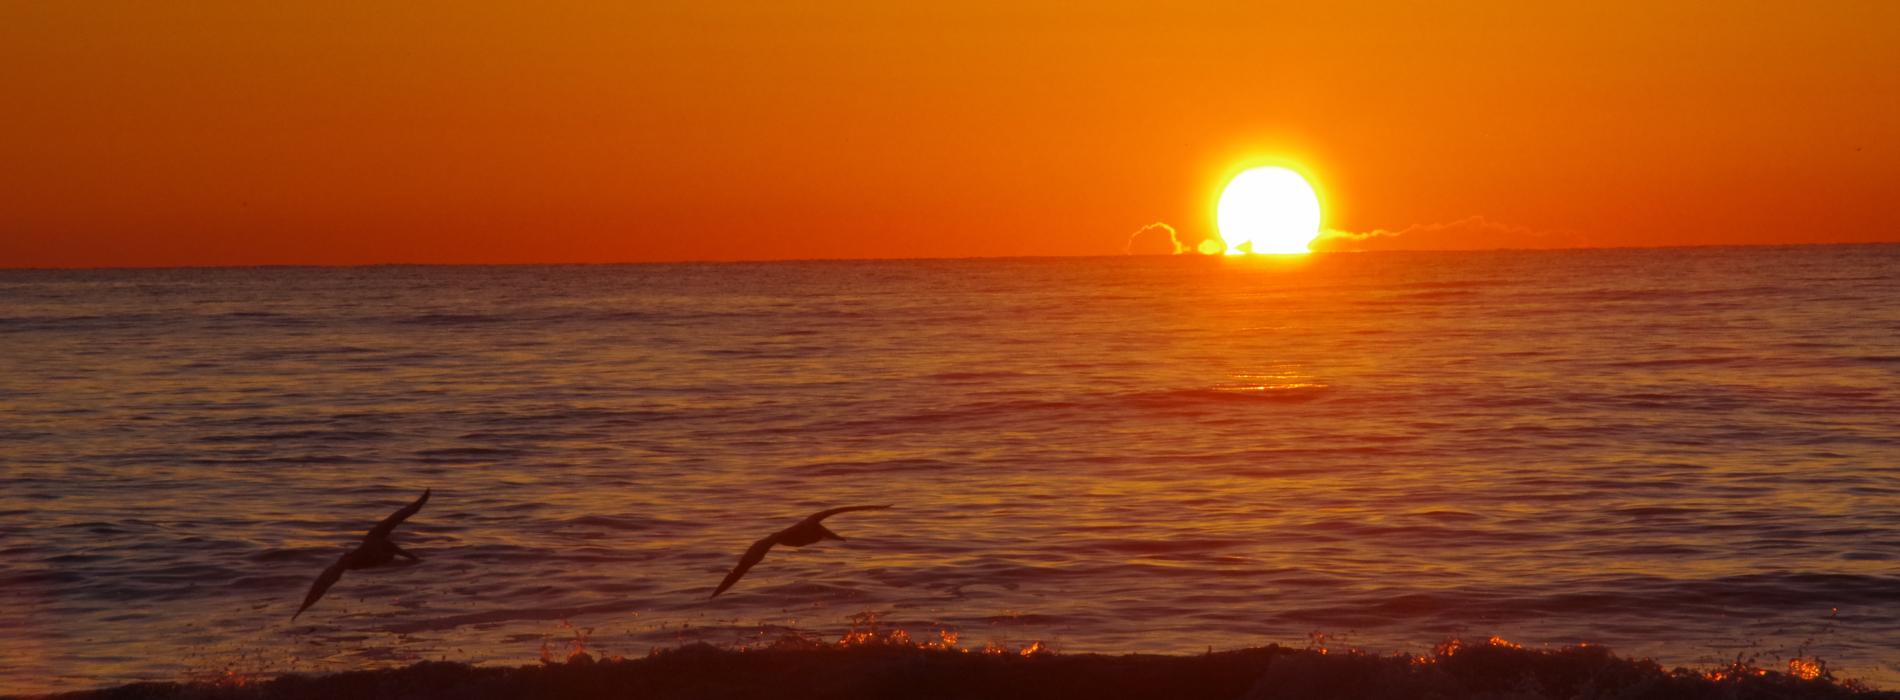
[1123, 386, 1332, 407]
[554, 514, 682, 532]
[791, 457, 963, 476]
[393, 312, 510, 326]
[1275, 572, 1900, 628]
[1600, 356, 1760, 369]
[31, 639, 1884, 699]
[411, 447, 524, 461]
[924, 370, 1039, 382]
[195, 429, 395, 444]
[380, 601, 644, 635]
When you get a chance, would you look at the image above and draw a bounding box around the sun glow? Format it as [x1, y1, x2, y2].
[1215, 167, 1322, 255]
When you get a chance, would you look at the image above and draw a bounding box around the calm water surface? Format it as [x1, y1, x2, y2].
[2, 246, 1897, 693]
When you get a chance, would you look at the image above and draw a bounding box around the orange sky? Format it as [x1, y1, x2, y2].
[3, 2, 1896, 267]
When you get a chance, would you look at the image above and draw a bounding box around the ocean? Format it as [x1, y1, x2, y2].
[2, 245, 1897, 694]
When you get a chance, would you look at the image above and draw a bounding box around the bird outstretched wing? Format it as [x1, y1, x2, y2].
[804, 504, 892, 524]
[293, 557, 348, 620]
[710, 533, 781, 598]
[366, 488, 430, 540]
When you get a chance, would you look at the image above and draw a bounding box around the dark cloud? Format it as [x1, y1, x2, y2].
[1310, 216, 1584, 252]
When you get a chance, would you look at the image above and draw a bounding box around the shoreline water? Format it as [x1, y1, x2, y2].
[13, 638, 1893, 700]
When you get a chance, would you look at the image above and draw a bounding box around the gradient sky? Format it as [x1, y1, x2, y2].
[3, 1, 1896, 267]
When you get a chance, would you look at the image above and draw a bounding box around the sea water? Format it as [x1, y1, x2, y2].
[2, 246, 1896, 693]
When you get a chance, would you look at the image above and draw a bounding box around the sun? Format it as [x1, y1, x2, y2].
[1215, 166, 1322, 255]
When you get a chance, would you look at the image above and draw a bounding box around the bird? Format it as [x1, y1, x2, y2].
[292, 488, 430, 620]
[709, 504, 892, 598]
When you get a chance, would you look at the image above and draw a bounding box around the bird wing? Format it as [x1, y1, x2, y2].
[805, 504, 892, 524]
[366, 488, 430, 540]
[293, 556, 348, 620]
[710, 533, 780, 598]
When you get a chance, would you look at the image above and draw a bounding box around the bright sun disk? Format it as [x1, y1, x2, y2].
[1216, 167, 1321, 255]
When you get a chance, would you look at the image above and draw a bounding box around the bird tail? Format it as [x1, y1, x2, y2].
[818, 525, 845, 541]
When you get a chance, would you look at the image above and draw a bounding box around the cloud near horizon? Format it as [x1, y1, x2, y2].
[1124, 222, 1186, 255]
[1311, 216, 1584, 252]
[1125, 222, 1228, 255]
[1125, 216, 1578, 256]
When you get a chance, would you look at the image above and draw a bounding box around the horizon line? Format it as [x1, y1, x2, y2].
[3, 239, 1896, 273]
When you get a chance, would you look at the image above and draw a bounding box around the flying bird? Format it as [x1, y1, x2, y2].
[292, 488, 430, 620]
[709, 504, 892, 599]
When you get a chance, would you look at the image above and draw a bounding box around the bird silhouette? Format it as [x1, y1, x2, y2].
[292, 488, 430, 620]
[710, 504, 892, 598]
